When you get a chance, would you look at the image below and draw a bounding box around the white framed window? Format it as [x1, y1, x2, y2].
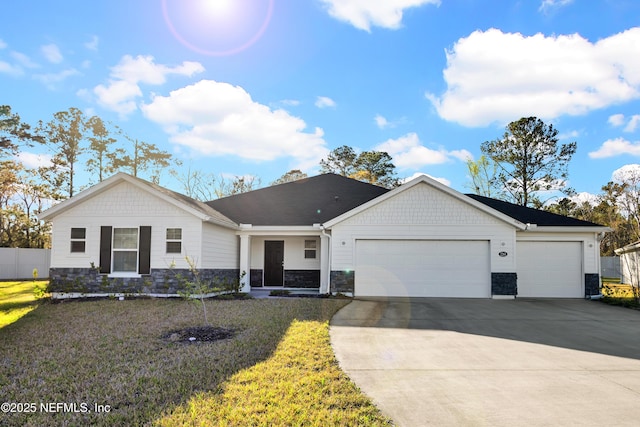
[304, 239, 317, 259]
[166, 228, 182, 254]
[70, 228, 86, 253]
[112, 228, 138, 273]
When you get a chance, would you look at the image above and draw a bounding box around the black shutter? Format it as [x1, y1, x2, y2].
[99, 226, 112, 274]
[139, 226, 151, 275]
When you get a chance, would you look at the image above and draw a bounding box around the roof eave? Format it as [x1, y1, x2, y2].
[521, 226, 612, 233]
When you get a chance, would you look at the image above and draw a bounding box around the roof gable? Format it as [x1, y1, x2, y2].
[324, 174, 527, 229]
[206, 174, 389, 226]
[39, 173, 237, 229]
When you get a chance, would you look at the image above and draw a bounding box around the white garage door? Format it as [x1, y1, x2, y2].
[355, 240, 491, 298]
[517, 241, 582, 298]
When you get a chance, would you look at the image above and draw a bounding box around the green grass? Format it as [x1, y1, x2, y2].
[0, 293, 391, 426]
[0, 280, 48, 329]
[156, 319, 392, 426]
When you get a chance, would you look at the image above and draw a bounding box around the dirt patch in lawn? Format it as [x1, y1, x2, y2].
[163, 326, 236, 343]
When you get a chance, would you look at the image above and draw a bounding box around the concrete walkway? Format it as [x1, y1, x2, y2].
[330, 298, 640, 427]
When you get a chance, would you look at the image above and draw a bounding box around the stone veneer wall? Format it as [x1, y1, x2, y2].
[585, 273, 600, 297]
[330, 270, 354, 294]
[491, 273, 517, 296]
[284, 270, 320, 288]
[250, 269, 263, 287]
[48, 267, 239, 295]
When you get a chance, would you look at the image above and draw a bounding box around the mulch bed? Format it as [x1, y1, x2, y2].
[163, 326, 236, 343]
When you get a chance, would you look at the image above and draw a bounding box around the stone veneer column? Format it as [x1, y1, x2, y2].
[585, 273, 600, 297]
[491, 272, 517, 297]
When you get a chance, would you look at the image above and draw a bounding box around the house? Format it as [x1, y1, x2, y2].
[39, 172, 609, 299]
[615, 241, 640, 286]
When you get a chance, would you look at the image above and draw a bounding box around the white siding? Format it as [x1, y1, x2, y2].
[49, 181, 204, 270]
[250, 236, 321, 270]
[202, 222, 239, 269]
[330, 183, 516, 273]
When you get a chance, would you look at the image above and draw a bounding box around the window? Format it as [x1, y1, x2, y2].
[113, 228, 138, 272]
[166, 228, 182, 254]
[304, 239, 317, 259]
[70, 228, 86, 253]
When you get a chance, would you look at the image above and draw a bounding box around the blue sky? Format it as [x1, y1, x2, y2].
[2, 0, 640, 199]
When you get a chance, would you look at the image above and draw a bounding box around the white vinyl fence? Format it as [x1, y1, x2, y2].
[601, 256, 622, 281]
[0, 248, 51, 280]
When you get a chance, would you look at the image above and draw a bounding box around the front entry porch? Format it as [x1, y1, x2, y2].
[238, 226, 330, 293]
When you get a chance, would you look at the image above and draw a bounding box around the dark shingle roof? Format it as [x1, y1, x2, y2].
[206, 174, 390, 226]
[466, 194, 604, 227]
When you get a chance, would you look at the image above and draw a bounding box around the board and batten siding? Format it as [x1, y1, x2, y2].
[201, 222, 239, 269]
[515, 231, 601, 275]
[329, 183, 516, 273]
[49, 181, 204, 270]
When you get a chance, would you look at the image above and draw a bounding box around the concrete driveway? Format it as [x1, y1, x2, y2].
[330, 298, 640, 426]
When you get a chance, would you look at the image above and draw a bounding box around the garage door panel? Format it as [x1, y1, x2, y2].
[355, 240, 490, 298]
[517, 241, 582, 298]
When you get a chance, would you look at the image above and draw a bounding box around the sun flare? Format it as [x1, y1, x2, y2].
[162, 0, 274, 56]
[203, 0, 234, 16]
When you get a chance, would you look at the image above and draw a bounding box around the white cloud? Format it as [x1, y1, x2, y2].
[0, 61, 22, 76]
[612, 164, 640, 183]
[426, 27, 640, 127]
[34, 68, 80, 89]
[11, 51, 39, 69]
[401, 172, 451, 186]
[375, 114, 390, 129]
[0, 39, 7, 49]
[94, 80, 142, 116]
[570, 191, 599, 206]
[609, 113, 625, 127]
[558, 129, 580, 140]
[280, 99, 300, 107]
[607, 113, 640, 132]
[539, 0, 574, 14]
[14, 152, 53, 169]
[374, 132, 472, 169]
[319, 0, 440, 32]
[374, 114, 406, 129]
[84, 35, 99, 51]
[588, 138, 640, 158]
[41, 44, 63, 64]
[625, 115, 640, 133]
[141, 79, 329, 169]
[94, 55, 204, 116]
[315, 96, 336, 109]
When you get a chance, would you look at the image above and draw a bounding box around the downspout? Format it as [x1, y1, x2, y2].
[320, 225, 331, 295]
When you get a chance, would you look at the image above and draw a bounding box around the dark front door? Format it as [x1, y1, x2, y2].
[264, 240, 284, 286]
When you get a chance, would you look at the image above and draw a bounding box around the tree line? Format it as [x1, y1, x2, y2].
[467, 116, 639, 256]
[1, 105, 177, 248]
[2, 105, 638, 255]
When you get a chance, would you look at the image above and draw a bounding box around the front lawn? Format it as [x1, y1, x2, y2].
[0, 295, 391, 426]
[0, 280, 48, 328]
